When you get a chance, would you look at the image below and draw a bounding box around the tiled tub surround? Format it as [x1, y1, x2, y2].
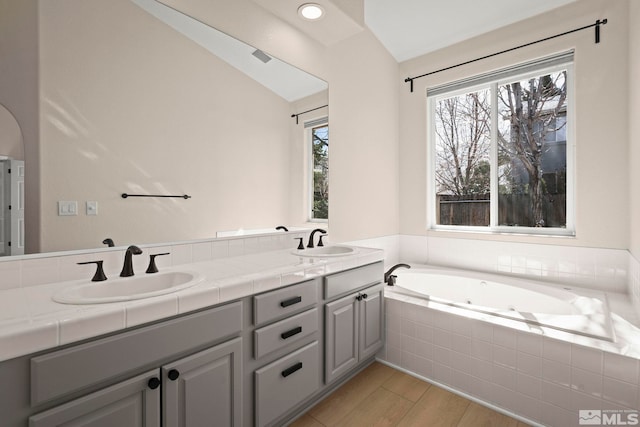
[0, 233, 383, 362]
[349, 235, 640, 424]
[380, 290, 640, 427]
[349, 234, 640, 326]
[630, 254, 640, 326]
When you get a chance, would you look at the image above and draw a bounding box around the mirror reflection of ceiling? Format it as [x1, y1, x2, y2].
[132, 0, 327, 101]
[364, 0, 579, 61]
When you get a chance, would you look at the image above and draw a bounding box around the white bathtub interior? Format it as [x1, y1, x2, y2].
[391, 267, 615, 342]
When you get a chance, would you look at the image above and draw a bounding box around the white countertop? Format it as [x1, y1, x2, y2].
[0, 246, 384, 363]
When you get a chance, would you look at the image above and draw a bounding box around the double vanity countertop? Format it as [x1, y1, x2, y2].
[0, 245, 384, 363]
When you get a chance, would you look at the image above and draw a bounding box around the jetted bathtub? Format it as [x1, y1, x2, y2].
[388, 265, 614, 341]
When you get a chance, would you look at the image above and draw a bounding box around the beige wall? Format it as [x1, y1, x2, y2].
[38, 0, 295, 252]
[326, 30, 400, 241]
[0, 0, 40, 252]
[399, 0, 630, 249]
[630, 0, 640, 258]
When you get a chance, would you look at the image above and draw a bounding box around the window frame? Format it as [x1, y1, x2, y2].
[427, 61, 575, 236]
[305, 118, 329, 223]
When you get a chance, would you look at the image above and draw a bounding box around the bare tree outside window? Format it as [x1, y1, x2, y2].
[434, 90, 492, 226]
[497, 71, 568, 227]
[311, 124, 328, 220]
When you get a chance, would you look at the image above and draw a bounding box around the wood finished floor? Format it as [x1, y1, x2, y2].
[290, 362, 531, 427]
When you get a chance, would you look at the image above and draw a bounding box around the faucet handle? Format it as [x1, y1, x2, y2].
[78, 260, 107, 282]
[146, 252, 170, 274]
[317, 234, 326, 247]
[294, 237, 304, 250]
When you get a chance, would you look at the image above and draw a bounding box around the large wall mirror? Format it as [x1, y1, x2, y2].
[15, 0, 328, 257]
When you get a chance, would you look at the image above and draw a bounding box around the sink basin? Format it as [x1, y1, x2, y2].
[292, 245, 357, 257]
[53, 271, 204, 304]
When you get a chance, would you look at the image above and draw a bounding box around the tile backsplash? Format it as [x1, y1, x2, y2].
[348, 233, 640, 323]
[0, 231, 310, 291]
[4, 231, 640, 322]
[349, 234, 631, 293]
[630, 254, 640, 323]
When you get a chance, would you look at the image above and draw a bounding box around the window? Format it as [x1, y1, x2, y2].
[306, 119, 328, 221]
[428, 53, 574, 235]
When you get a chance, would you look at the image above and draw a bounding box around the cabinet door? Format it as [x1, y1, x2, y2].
[325, 293, 359, 384]
[162, 337, 242, 427]
[29, 370, 160, 427]
[359, 285, 384, 361]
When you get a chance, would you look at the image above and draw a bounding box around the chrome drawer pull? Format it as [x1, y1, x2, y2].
[281, 326, 302, 340]
[281, 362, 303, 378]
[280, 296, 302, 308]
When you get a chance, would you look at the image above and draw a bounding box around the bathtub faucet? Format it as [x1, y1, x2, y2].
[384, 263, 411, 286]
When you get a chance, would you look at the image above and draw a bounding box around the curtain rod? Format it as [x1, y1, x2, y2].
[291, 104, 328, 124]
[404, 18, 607, 93]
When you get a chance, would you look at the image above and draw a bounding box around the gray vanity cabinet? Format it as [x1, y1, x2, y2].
[324, 283, 384, 384]
[162, 337, 242, 427]
[29, 370, 161, 427]
[29, 337, 242, 427]
[24, 302, 244, 427]
[359, 285, 384, 360]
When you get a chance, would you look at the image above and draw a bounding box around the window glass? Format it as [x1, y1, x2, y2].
[311, 124, 328, 220]
[497, 71, 568, 228]
[429, 62, 572, 234]
[434, 89, 491, 226]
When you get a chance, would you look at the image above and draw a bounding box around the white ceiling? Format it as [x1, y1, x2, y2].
[135, 0, 579, 101]
[364, 0, 578, 62]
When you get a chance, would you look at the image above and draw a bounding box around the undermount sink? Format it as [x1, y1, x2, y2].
[53, 271, 204, 304]
[293, 245, 357, 257]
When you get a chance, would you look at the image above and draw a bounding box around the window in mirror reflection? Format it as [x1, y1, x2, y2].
[308, 119, 329, 221]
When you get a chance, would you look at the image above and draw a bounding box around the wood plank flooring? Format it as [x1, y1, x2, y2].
[290, 362, 530, 427]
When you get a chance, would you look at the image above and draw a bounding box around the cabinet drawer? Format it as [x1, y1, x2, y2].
[254, 341, 320, 427]
[254, 308, 318, 359]
[253, 280, 317, 327]
[31, 301, 242, 406]
[324, 262, 383, 300]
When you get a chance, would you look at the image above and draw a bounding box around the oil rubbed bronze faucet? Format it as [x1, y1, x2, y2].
[307, 228, 327, 248]
[120, 245, 143, 277]
[384, 263, 411, 286]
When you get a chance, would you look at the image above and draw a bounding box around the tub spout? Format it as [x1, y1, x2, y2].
[384, 263, 411, 286]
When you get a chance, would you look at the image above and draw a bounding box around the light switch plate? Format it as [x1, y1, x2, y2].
[58, 201, 78, 216]
[86, 201, 98, 216]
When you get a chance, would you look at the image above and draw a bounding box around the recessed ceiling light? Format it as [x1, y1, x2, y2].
[298, 3, 324, 21]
